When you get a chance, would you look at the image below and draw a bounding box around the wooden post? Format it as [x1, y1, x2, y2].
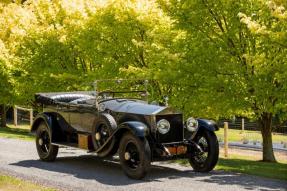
[241, 118, 245, 133]
[224, 122, 228, 158]
[13, 106, 17, 127]
[29, 109, 33, 126]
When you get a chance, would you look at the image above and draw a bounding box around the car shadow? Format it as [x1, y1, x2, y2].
[11, 155, 286, 190]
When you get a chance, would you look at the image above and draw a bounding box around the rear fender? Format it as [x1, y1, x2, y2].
[31, 112, 63, 142]
[31, 113, 53, 133]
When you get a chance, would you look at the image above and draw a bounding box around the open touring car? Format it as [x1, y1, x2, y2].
[31, 79, 219, 179]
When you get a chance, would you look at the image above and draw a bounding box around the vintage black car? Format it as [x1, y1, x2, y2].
[31, 79, 219, 179]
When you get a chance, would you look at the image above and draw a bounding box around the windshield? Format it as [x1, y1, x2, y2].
[94, 79, 149, 101]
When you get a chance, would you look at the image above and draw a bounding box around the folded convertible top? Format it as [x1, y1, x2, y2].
[35, 91, 96, 105]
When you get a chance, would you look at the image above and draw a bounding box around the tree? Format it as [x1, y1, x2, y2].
[0, 40, 13, 127]
[1, 0, 175, 106]
[0, 2, 34, 125]
[15, 0, 176, 101]
[158, 0, 287, 162]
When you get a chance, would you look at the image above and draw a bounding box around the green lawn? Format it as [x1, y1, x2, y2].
[0, 174, 56, 191]
[217, 154, 287, 181]
[6, 124, 31, 130]
[0, 124, 34, 141]
[216, 128, 287, 143]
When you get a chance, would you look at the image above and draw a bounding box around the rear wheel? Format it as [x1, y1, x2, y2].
[119, 133, 151, 179]
[35, 122, 58, 161]
[189, 130, 219, 172]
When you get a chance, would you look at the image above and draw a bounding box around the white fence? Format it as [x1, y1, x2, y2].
[13, 106, 33, 126]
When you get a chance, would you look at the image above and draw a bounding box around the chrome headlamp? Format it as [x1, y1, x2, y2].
[156, 119, 170, 134]
[186, 117, 198, 132]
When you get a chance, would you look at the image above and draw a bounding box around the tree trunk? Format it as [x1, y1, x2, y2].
[0, 104, 7, 128]
[259, 112, 276, 162]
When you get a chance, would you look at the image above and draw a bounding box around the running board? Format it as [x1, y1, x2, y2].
[52, 142, 95, 153]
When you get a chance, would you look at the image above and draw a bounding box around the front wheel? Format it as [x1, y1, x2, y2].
[189, 130, 219, 172]
[119, 133, 151, 179]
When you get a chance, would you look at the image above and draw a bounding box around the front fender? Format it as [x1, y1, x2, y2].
[186, 119, 218, 140]
[117, 121, 149, 138]
[197, 119, 219, 132]
[104, 121, 149, 156]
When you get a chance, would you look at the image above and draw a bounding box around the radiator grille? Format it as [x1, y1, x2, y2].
[156, 114, 183, 143]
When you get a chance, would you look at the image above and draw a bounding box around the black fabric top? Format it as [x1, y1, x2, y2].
[35, 91, 96, 105]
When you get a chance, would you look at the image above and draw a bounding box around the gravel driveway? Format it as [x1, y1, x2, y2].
[0, 137, 286, 191]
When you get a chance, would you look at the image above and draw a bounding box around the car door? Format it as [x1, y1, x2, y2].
[78, 104, 98, 133]
[56, 102, 78, 135]
[69, 103, 98, 133]
[69, 103, 83, 132]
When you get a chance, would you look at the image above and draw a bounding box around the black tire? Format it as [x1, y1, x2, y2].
[92, 113, 117, 157]
[119, 133, 151, 179]
[35, 122, 58, 161]
[189, 130, 219, 172]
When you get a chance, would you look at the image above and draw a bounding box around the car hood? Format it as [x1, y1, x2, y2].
[100, 99, 179, 115]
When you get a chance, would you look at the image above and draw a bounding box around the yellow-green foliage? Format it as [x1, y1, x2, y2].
[0, 0, 178, 103]
[158, 0, 287, 119]
[0, 0, 286, 121]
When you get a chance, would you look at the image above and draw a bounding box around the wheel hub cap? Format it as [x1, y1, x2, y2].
[38, 138, 43, 146]
[95, 133, 101, 140]
[124, 152, 131, 160]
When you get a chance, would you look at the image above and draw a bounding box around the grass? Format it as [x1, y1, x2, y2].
[9, 124, 31, 130]
[176, 153, 287, 181]
[216, 128, 287, 143]
[217, 153, 287, 181]
[0, 174, 57, 191]
[0, 124, 34, 141]
[217, 155, 287, 181]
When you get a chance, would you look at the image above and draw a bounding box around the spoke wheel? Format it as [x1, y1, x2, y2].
[95, 124, 111, 146]
[124, 142, 140, 169]
[92, 113, 117, 157]
[39, 131, 50, 154]
[193, 137, 209, 163]
[36, 122, 58, 161]
[119, 133, 151, 179]
[189, 130, 219, 172]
